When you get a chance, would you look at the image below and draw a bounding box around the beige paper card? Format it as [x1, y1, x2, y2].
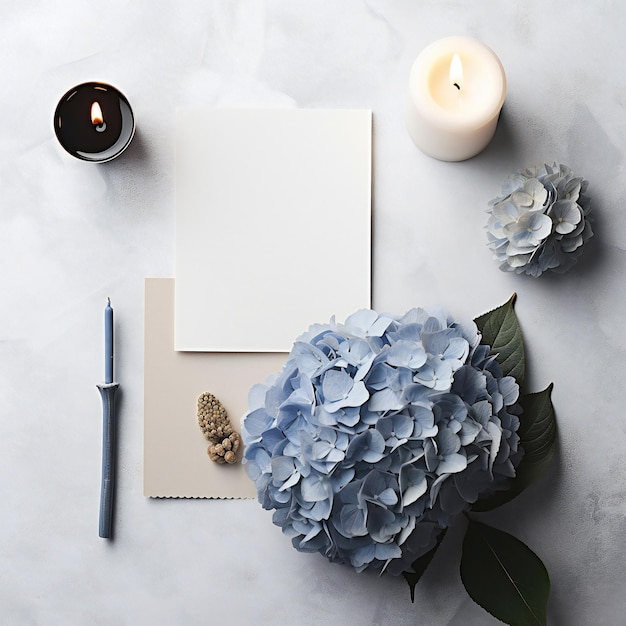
[143, 278, 286, 498]
[174, 108, 372, 352]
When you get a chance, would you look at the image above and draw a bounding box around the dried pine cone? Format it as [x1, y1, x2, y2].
[197, 392, 233, 442]
[207, 433, 241, 464]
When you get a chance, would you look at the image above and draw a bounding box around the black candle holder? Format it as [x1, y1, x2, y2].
[54, 82, 135, 163]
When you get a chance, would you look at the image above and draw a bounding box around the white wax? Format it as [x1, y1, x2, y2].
[407, 37, 506, 161]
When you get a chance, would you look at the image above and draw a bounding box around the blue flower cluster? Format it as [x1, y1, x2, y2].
[486, 163, 593, 277]
[242, 308, 523, 574]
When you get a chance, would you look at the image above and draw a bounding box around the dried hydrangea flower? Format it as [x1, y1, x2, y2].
[208, 433, 241, 464]
[198, 392, 234, 441]
[197, 392, 240, 464]
[486, 163, 593, 277]
[241, 308, 523, 575]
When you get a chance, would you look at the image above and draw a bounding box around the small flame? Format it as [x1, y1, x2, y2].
[450, 54, 463, 90]
[91, 102, 104, 125]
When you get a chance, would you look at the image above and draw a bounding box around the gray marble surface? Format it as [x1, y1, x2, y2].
[2, 1, 625, 624]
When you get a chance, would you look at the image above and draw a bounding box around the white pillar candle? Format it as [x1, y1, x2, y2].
[407, 37, 506, 162]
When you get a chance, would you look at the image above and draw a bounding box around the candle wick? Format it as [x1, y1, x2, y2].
[453, 83, 461, 90]
[107, 297, 111, 306]
[95, 122, 107, 133]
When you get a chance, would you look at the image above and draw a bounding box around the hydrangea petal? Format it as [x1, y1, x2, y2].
[340, 505, 368, 537]
[322, 369, 354, 402]
[301, 474, 333, 502]
[402, 478, 427, 507]
[346, 429, 386, 464]
[386, 340, 427, 368]
[436, 453, 467, 476]
[243, 408, 275, 439]
[368, 387, 404, 412]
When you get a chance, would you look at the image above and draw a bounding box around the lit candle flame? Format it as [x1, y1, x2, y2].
[450, 54, 463, 91]
[91, 101, 104, 125]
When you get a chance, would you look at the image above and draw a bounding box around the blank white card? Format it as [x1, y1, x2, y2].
[175, 108, 372, 352]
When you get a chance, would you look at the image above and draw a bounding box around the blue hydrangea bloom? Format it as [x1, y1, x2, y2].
[242, 308, 523, 575]
[486, 163, 593, 277]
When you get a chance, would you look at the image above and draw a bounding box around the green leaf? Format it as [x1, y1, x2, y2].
[402, 529, 447, 602]
[471, 384, 557, 512]
[474, 294, 525, 387]
[516, 384, 558, 480]
[461, 519, 550, 626]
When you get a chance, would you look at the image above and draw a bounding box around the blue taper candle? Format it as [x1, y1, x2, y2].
[105, 298, 114, 383]
[99, 297, 119, 538]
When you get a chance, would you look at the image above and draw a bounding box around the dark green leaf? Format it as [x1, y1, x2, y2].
[517, 384, 556, 444]
[461, 519, 550, 626]
[402, 528, 447, 602]
[516, 384, 557, 480]
[474, 294, 525, 387]
[471, 384, 557, 512]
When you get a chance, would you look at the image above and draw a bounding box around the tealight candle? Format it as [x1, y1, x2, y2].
[407, 37, 506, 161]
[54, 82, 135, 162]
